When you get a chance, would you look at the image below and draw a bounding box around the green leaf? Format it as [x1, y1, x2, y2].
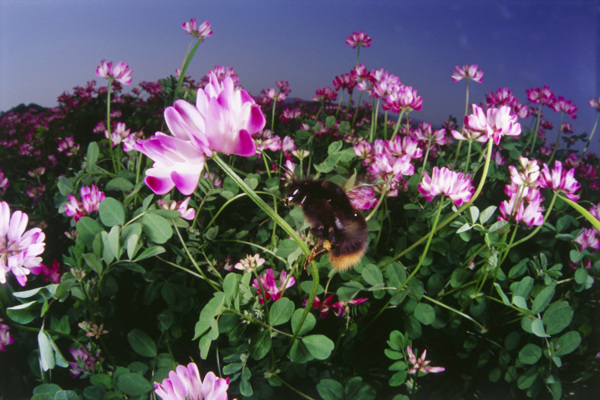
[7, 300, 37, 324]
[269, 297, 295, 326]
[574, 267, 588, 285]
[389, 371, 408, 387]
[38, 331, 55, 371]
[105, 177, 134, 192]
[553, 331, 581, 356]
[303, 334, 334, 360]
[494, 283, 511, 305]
[250, 330, 271, 360]
[105, 226, 120, 260]
[116, 372, 152, 396]
[317, 379, 344, 400]
[413, 302, 435, 325]
[531, 285, 555, 314]
[469, 206, 480, 224]
[362, 264, 383, 286]
[86, 142, 99, 172]
[289, 339, 313, 363]
[542, 301, 573, 335]
[82, 253, 103, 275]
[479, 206, 496, 224]
[141, 213, 173, 244]
[531, 318, 550, 338]
[291, 308, 316, 336]
[127, 329, 157, 358]
[512, 276, 534, 298]
[98, 197, 126, 227]
[519, 343, 542, 365]
[76, 217, 104, 249]
[133, 246, 165, 262]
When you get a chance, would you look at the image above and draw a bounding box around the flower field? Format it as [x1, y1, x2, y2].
[1, 19, 599, 400]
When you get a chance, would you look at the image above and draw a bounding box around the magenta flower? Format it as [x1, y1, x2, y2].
[154, 363, 229, 400]
[589, 96, 600, 112]
[0, 318, 14, 351]
[575, 228, 600, 251]
[538, 160, 581, 201]
[464, 104, 521, 145]
[95, 60, 133, 86]
[451, 64, 484, 83]
[65, 184, 105, 222]
[133, 71, 265, 195]
[182, 18, 213, 41]
[418, 167, 474, 206]
[407, 346, 445, 375]
[346, 31, 372, 48]
[68, 346, 99, 378]
[252, 268, 295, 304]
[0, 201, 45, 286]
[553, 96, 577, 119]
[312, 87, 338, 103]
[526, 85, 556, 107]
[0, 169, 9, 191]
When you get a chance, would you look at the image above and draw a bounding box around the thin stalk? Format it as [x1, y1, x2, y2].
[583, 112, 600, 156]
[548, 112, 565, 164]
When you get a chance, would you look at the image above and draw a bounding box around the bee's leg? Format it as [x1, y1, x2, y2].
[304, 238, 332, 274]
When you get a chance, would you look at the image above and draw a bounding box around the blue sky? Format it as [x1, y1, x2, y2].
[1, 0, 598, 150]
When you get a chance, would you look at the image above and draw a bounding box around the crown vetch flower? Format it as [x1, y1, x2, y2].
[575, 228, 600, 251]
[346, 31, 372, 48]
[68, 345, 99, 378]
[95, 60, 133, 86]
[0, 318, 14, 351]
[407, 346, 445, 375]
[252, 268, 295, 304]
[464, 104, 521, 145]
[133, 71, 265, 195]
[154, 363, 229, 400]
[451, 64, 483, 83]
[418, 167, 474, 206]
[539, 160, 581, 201]
[182, 18, 213, 41]
[0, 201, 45, 286]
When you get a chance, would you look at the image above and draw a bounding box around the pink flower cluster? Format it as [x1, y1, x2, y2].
[499, 157, 545, 227]
[133, 71, 266, 196]
[155, 363, 229, 400]
[95, 60, 133, 86]
[68, 345, 99, 378]
[418, 167, 474, 206]
[252, 268, 295, 304]
[451, 64, 483, 83]
[346, 31, 372, 48]
[407, 346, 445, 375]
[538, 160, 581, 202]
[65, 184, 105, 222]
[157, 197, 196, 220]
[182, 18, 213, 41]
[354, 136, 420, 197]
[260, 81, 291, 105]
[0, 201, 45, 286]
[486, 88, 528, 119]
[461, 104, 522, 146]
[0, 318, 14, 351]
[305, 295, 368, 319]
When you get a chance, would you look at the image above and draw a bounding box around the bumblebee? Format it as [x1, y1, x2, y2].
[285, 178, 368, 271]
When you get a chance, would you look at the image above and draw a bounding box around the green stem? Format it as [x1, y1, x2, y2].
[527, 103, 543, 153]
[174, 38, 202, 102]
[422, 294, 485, 332]
[582, 112, 600, 156]
[548, 112, 564, 164]
[270, 100, 277, 132]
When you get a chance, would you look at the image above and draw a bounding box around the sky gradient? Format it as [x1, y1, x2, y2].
[1, 0, 599, 150]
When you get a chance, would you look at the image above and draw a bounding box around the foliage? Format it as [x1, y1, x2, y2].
[1, 23, 599, 400]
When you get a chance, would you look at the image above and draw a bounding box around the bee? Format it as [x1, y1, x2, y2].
[284, 178, 368, 271]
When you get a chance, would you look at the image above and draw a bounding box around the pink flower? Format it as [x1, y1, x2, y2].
[39, 259, 62, 283]
[305, 295, 368, 318]
[0, 169, 8, 191]
[418, 167, 474, 206]
[0, 201, 45, 286]
[133, 72, 265, 195]
[95, 60, 133, 86]
[407, 346, 445, 374]
[234, 253, 265, 273]
[182, 18, 213, 41]
[346, 31, 372, 48]
[312, 87, 338, 103]
[252, 269, 295, 304]
[589, 96, 600, 112]
[539, 160, 581, 201]
[464, 104, 521, 146]
[68, 346, 99, 378]
[0, 318, 14, 351]
[155, 363, 229, 400]
[574, 228, 600, 251]
[526, 85, 556, 107]
[451, 64, 483, 83]
[553, 96, 577, 119]
[157, 197, 196, 220]
[81, 185, 105, 213]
